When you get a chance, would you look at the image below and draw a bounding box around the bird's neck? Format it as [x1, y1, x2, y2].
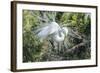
[59, 31, 64, 37]
[54, 32, 65, 42]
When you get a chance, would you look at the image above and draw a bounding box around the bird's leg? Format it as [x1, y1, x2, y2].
[58, 42, 62, 54]
[49, 40, 56, 52]
[53, 41, 59, 54]
[54, 42, 57, 50]
[49, 40, 59, 54]
[63, 37, 68, 50]
[49, 40, 54, 48]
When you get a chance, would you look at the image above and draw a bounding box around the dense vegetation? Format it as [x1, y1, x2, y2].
[23, 10, 91, 62]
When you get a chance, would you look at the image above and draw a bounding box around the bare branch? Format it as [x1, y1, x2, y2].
[66, 40, 89, 53]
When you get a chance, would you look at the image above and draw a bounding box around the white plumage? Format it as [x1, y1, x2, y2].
[52, 30, 65, 42]
[36, 22, 68, 42]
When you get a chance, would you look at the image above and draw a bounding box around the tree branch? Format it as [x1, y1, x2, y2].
[66, 40, 90, 53]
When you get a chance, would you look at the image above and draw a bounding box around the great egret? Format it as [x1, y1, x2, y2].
[35, 21, 68, 52]
[36, 22, 68, 42]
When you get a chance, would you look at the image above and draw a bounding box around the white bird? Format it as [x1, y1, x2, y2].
[35, 21, 68, 43]
[35, 21, 69, 53]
